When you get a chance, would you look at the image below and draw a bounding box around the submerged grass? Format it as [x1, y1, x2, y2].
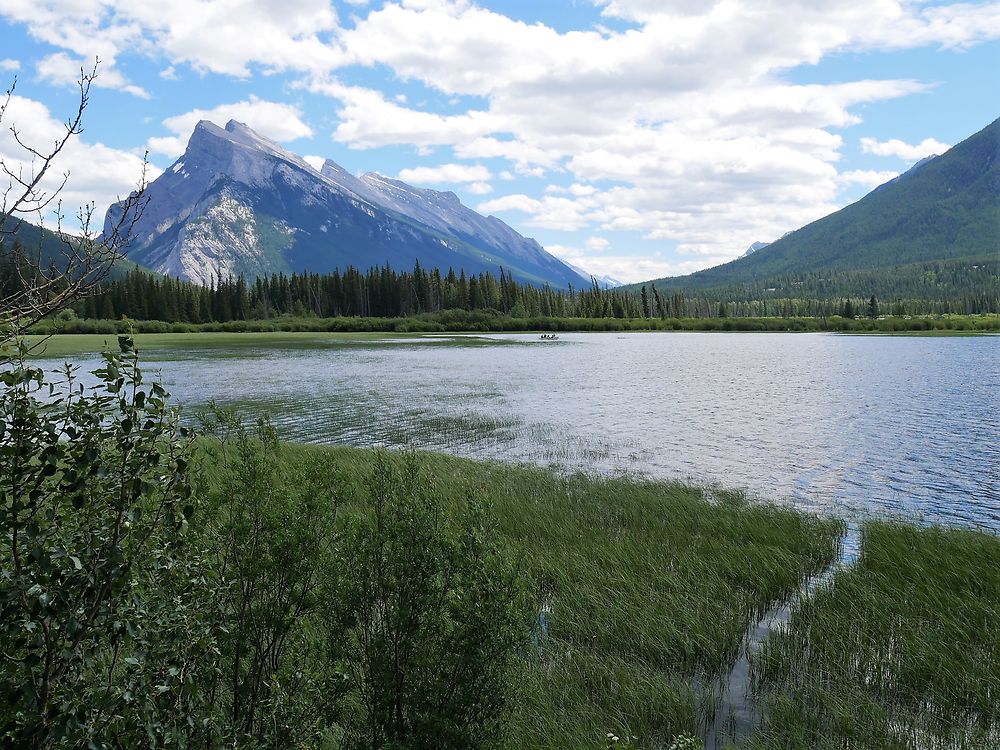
[748, 521, 1000, 750]
[259, 444, 843, 749]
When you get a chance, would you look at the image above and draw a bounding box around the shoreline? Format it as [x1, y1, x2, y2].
[20, 310, 999, 345]
[21, 321, 1000, 358]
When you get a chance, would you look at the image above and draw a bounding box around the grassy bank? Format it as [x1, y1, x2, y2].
[25, 309, 1000, 340]
[203, 443, 1000, 749]
[20, 330, 430, 357]
[748, 521, 1000, 750]
[252, 444, 843, 749]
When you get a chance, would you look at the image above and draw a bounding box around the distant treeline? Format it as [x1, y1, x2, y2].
[49, 260, 1000, 324]
[3, 244, 998, 327]
[631, 257, 1000, 315]
[29, 308, 1000, 336]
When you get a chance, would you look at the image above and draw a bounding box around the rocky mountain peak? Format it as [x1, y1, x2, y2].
[108, 120, 588, 288]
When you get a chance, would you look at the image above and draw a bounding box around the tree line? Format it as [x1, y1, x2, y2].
[19, 259, 995, 327]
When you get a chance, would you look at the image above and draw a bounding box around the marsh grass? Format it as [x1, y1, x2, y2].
[21, 331, 501, 358]
[253, 445, 842, 748]
[191, 436, 999, 749]
[748, 521, 1000, 749]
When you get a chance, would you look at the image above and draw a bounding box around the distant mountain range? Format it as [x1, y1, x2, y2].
[636, 117, 999, 294]
[104, 120, 588, 288]
[564, 262, 625, 288]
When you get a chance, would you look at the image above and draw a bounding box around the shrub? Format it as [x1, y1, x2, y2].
[0, 336, 218, 748]
[335, 452, 529, 750]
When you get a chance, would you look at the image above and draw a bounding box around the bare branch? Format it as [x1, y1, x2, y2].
[1, 60, 149, 340]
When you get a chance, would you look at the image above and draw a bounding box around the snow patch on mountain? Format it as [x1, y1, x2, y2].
[740, 241, 771, 259]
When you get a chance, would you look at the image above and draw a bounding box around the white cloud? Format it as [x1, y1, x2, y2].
[860, 136, 950, 160]
[36, 52, 150, 99]
[0, 94, 158, 225]
[838, 169, 900, 189]
[302, 154, 326, 172]
[308, 0, 994, 261]
[147, 97, 313, 158]
[478, 193, 596, 231]
[397, 162, 491, 184]
[309, 80, 497, 149]
[477, 194, 540, 215]
[0, 59, 20, 72]
[546, 243, 719, 284]
[3, 0, 996, 272]
[0, 0, 344, 78]
[585, 236, 610, 251]
[466, 181, 493, 195]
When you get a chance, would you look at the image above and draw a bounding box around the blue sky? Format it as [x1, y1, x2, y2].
[1, 0, 997, 282]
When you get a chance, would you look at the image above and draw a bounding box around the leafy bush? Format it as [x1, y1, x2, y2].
[335, 452, 529, 750]
[0, 336, 219, 748]
[197, 408, 347, 748]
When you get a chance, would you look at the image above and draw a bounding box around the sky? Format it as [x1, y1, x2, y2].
[0, 0, 997, 283]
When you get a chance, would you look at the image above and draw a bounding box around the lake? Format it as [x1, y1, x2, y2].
[36, 331, 1000, 532]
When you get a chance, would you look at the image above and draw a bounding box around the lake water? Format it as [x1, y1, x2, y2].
[37, 331, 1000, 532]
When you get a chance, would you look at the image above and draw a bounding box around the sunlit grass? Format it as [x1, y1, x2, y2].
[254, 444, 843, 749]
[21, 331, 501, 358]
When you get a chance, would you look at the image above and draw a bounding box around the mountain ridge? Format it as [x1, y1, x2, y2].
[632, 116, 999, 293]
[105, 120, 588, 288]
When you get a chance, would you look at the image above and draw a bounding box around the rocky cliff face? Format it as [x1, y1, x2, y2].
[107, 120, 588, 287]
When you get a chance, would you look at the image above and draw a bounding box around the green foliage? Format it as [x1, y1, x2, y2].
[0, 336, 218, 748]
[197, 409, 347, 748]
[23, 309, 1000, 342]
[868, 294, 880, 319]
[335, 451, 529, 750]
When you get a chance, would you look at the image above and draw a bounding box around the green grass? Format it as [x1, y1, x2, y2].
[210, 445, 999, 749]
[748, 521, 1000, 749]
[247, 444, 843, 749]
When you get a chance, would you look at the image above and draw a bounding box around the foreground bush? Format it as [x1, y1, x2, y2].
[0, 337, 218, 748]
[1, 339, 529, 749]
[335, 452, 529, 749]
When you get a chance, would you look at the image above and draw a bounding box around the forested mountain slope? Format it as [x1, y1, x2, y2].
[638, 117, 999, 293]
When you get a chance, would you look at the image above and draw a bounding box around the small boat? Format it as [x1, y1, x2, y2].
[539, 333, 560, 341]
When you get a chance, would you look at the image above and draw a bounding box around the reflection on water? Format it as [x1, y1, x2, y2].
[36, 331, 1000, 532]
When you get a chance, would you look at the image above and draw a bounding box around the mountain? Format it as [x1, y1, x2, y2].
[316, 162, 583, 287]
[1, 214, 145, 280]
[104, 120, 587, 288]
[635, 117, 999, 293]
[588, 273, 626, 289]
[561, 259, 625, 288]
[739, 241, 770, 259]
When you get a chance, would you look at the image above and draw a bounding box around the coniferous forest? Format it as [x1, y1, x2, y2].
[11, 256, 997, 327]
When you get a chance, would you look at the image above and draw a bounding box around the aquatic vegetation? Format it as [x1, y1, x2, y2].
[287, 446, 843, 748]
[748, 521, 1000, 749]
